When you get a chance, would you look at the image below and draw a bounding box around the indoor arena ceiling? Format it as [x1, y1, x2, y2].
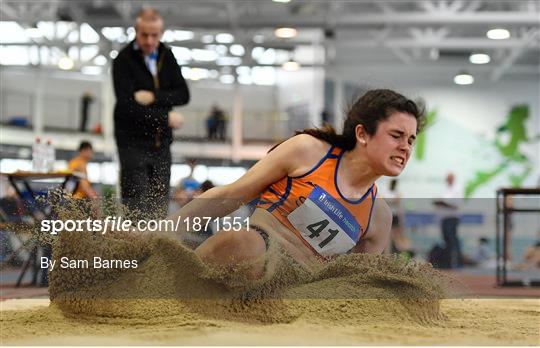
[1, 0, 539, 81]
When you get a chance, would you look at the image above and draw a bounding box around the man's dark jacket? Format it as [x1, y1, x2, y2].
[112, 40, 190, 149]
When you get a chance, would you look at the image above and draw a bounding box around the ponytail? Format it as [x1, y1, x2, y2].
[267, 123, 355, 153]
[295, 123, 356, 150]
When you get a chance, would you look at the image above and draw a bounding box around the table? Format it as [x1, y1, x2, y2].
[1, 171, 80, 287]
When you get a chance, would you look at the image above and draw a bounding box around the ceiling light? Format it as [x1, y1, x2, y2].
[257, 48, 277, 65]
[230, 44, 245, 56]
[126, 27, 135, 41]
[58, 57, 74, 70]
[26, 28, 42, 38]
[487, 28, 510, 40]
[39, 46, 49, 64]
[253, 34, 264, 43]
[272, 0, 291, 3]
[251, 47, 265, 60]
[469, 53, 491, 64]
[454, 72, 474, 85]
[80, 23, 100, 43]
[215, 33, 234, 43]
[0, 46, 30, 65]
[162, 29, 194, 42]
[186, 68, 211, 81]
[37, 21, 55, 41]
[214, 44, 228, 55]
[201, 35, 214, 44]
[81, 66, 102, 75]
[236, 66, 250, 75]
[191, 49, 218, 62]
[68, 46, 79, 60]
[109, 50, 118, 59]
[171, 46, 191, 61]
[274, 27, 297, 39]
[117, 34, 127, 43]
[282, 59, 300, 71]
[80, 45, 99, 62]
[28, 45, 39, 65]
[55, 21, 75, 39]
[101, 27, 124, 41]
[94, 55, 107, 65]
[252, 66, 276, 86]
[67, 30, 79, 43]
[0, 22, 30, 44]
[216, 57, 242, 66]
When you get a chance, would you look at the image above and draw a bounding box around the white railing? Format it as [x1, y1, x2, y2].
[1, 90, 292, 141]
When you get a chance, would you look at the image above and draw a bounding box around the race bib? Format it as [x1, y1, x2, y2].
[287, 186, 362, 257]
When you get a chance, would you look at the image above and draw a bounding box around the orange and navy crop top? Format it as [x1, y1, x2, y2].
[256, 145, 377, 258]
[68, 156, 89, 199]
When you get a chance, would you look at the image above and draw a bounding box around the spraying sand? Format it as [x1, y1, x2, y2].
[2, 197, 539, 345]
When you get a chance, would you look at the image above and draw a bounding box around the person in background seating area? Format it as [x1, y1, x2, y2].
[68, 141, 98, 200]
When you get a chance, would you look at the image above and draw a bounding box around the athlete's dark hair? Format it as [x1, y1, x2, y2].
[296, 89, 426, 150]
[78, 141, 93, 152]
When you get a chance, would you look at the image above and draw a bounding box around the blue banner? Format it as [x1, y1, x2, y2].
[308, 186, 361, 240]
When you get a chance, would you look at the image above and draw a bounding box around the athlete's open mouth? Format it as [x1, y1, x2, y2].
[390, 156, 405, 166]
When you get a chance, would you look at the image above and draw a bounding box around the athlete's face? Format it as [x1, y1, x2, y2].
[81, 148, 93, 161]
[135, 20, 163, 55]
[363, 112, 417, 176]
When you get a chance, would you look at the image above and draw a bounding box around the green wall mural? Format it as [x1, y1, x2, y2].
[414, 109, 437, 161]
[465, 105, 540, 198]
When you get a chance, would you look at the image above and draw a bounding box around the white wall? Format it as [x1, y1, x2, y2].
[350, 80, 539, 198]
[397, 81, 539, 198]
[0, 68, 104, 130]
[0, 68, 287, 141]
[276, 67, 325, 134]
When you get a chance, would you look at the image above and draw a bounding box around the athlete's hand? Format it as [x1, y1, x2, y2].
[134, 90, 155, 105]
[168, 111, 184, 129]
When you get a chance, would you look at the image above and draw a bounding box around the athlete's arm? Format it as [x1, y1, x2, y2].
[170, 134, 326, 223]
[352, 199, 392, 254]
[79, 179, 98, 199]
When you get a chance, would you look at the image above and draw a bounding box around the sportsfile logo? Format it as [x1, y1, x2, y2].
[41, 216, 141, 235]
[40, 216, 250, 235]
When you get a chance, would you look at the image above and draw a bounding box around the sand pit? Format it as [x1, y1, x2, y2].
[2, 206, 539, 345]
[2, 298, 539, 345]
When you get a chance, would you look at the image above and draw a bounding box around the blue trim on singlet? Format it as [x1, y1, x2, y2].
[334, 149, 374, 204]
[362, 188, 378, 238]
[291, 145, 335, 179]
[264, 145, 337, 212]
[267, 177, 293, 212]
[268, 186, 282, 198]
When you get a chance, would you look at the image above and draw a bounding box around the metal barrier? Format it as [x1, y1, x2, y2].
[496, 187, 540, 287]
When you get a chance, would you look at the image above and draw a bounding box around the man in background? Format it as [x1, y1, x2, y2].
[112, 8, 190, 218]
[434, 172, 464, 268]
[80, 91, 94, 132]
[206, 104, 227, 141]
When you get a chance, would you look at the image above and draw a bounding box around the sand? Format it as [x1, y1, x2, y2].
[2, 298, 539, 345]
[2, 197, 539, 345]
